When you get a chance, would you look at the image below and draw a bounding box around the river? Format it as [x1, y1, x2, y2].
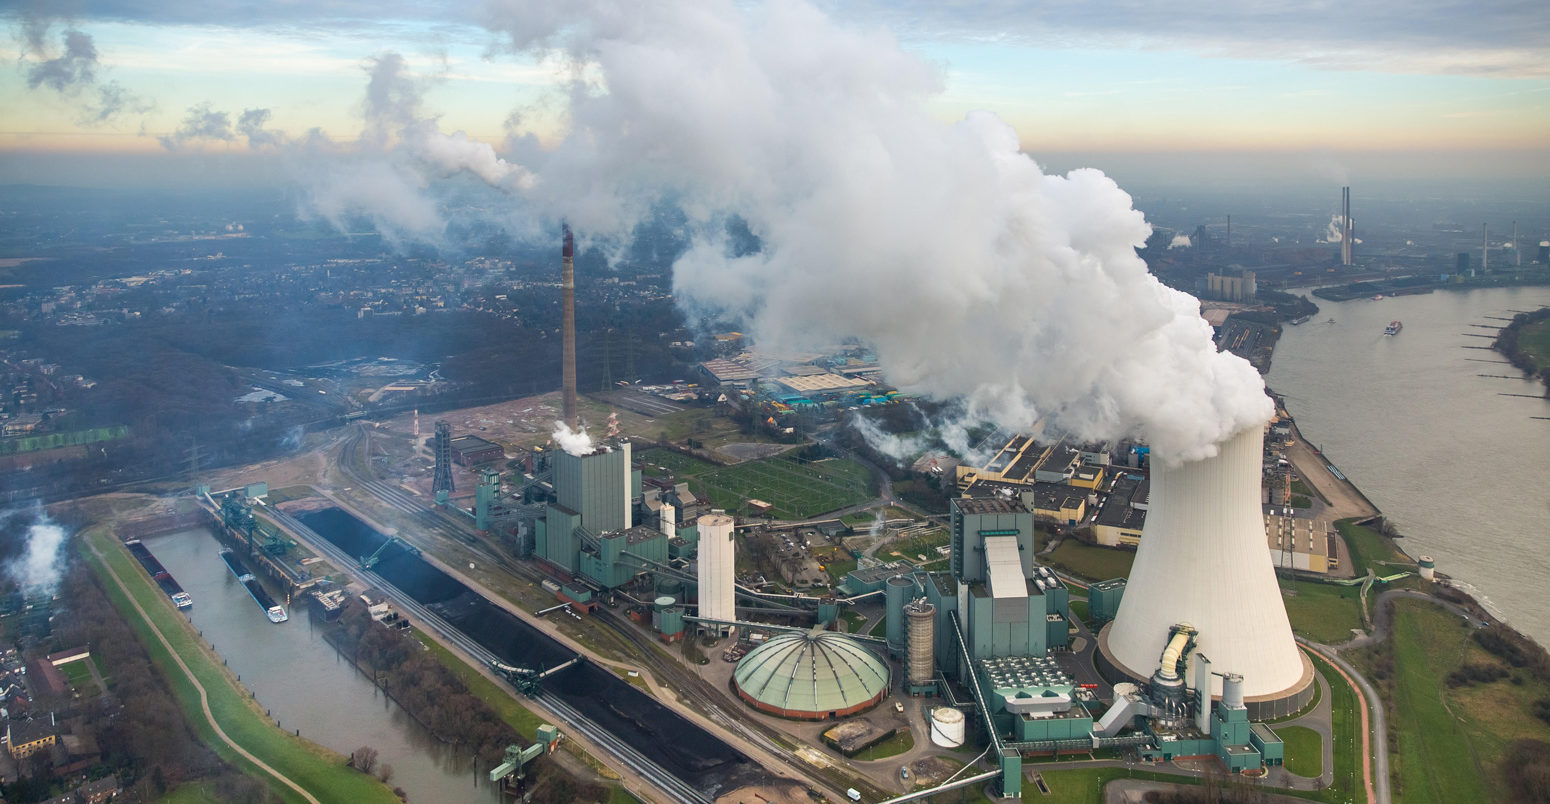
[142, 527, 500, 803]
[1266, 285, 1550, 647]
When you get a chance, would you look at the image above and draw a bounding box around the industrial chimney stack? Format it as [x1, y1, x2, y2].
[1340, 187, 1353, 266]
[562, 225, 578, 429]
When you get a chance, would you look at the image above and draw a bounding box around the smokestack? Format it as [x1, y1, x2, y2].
[562, 224, 578, 429]
[1483, 223, 1489, 273]
[1340, 187, 1352, 267]
[1514, 221, 1520, 267]
[1102, 426, 1310, 712]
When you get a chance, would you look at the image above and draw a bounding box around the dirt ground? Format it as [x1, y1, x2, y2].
[716, 781, 818, 804]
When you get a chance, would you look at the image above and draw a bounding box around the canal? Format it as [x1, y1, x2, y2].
[143, 527, 501, 803]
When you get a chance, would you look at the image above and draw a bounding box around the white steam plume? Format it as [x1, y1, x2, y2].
[551, 421, 594, 457]
[3, 504, 68, 595]
[1168, 234, 1192, 249]
[325, 0, 1273, 462]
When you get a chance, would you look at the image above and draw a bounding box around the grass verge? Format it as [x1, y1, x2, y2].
[80, 527, 399, 804]
[853, 729, 914, 761]
[1276, 725, 1324, 778]
[1305, 651, 1359, 804]
[1335, 518, 1409, 576]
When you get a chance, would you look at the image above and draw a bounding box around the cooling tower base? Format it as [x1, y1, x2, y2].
[1095, 623, 1316, 721]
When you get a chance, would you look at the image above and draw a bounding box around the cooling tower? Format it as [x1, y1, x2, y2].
[1101, 426, 1312, 718]
[698, 513, 736, 625]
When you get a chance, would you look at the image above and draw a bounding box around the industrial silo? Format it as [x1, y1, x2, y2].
[929, 707, 965, 747]
[884, 575, 915, 655]
[698, 513, 736, 626]
[904, 600, 936, 693]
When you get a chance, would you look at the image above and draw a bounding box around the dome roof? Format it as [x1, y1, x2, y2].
[733, 630, 890, 719]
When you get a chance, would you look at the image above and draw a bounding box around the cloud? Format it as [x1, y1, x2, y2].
[1169, 234, 1192, 249]
[2, 503, 69, 596]
[159, 103, 286, 150]
[13, 19, 151, 124]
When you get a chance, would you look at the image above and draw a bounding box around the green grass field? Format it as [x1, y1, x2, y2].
[1281, 582, 1364, 644]
[1067, 599, 1090, 627]
[1276, 725, 1324, 778]
[1377, 599, 1550, 804]
[58, 657, 94, 688]
[1045, 540, 1134, 582]
[853, 728, 914, 760]
[640, 448, 876, 519]
[80, 528, 399, 804]
[1516, 319, 1550, 368]
[1335, 518, 1410, 576]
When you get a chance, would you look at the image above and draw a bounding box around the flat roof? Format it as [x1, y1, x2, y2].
[448, 434, 501, 451]
[953, 497, 1024, 515]
[774, 373, 873, 393]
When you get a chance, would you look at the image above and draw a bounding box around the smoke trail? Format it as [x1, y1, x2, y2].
[323, 0, 1273, 462]
[2, 504, 68, 595]
[1168, 234, 1192, 249]
[551, 421, 594, 457]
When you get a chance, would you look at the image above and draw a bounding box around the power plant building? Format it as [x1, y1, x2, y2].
[535, 439, 663, 591]
[732, 630, 890, 720]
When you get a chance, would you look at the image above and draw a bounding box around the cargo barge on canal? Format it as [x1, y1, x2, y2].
[220, 548, 288, 623]
[124, 539, 193, 609]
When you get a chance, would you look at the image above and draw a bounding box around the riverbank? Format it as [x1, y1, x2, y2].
[1490, 306, 1550, 395]
[77, 526, 400, 804]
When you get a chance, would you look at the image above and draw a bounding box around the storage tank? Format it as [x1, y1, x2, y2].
[652, 595, 674, 630]
[885, 575, 914, 655]
[929, 707, 966, 747]
[905, 601, 936, 690]
[661, 605, 685, 638]
[1222, 673, 1245, 710]
[1418, 555, 1435, 581]
[698, 513, 736, 626]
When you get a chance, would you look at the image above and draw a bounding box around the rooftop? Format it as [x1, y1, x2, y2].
[953, 497, 1024, 516]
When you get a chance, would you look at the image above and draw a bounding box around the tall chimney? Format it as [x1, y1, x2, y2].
[1340, 187, 1352, 267]
[562, 224, 578, 429]
[1482, 224, 1489, 273]
[1514, 221, 1520, 266]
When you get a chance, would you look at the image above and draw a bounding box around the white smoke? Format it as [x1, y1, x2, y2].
[551, 421, 594, 457]
[317, 0, 1273, 462]
[1168, 234, 1192, 249]
[2, 505, 68, 595]
[1321, 213, 1351, 243]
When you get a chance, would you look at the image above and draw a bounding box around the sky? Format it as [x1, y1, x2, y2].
[1, 0, 1548, 188]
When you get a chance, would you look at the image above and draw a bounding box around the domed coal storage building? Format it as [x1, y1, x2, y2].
[732, 629, 890, 720]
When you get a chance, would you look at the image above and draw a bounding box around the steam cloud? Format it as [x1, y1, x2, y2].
[1168, 234, 1193, 249]
[551, 421, 594, 457]
[318, 0, 1273, 462]
[2, 504, 68, 596]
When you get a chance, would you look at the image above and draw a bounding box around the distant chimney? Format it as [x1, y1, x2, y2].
[562, 225, 578, 429]
[1340, 187, 1353, 267]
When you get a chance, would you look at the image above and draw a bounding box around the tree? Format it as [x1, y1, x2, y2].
[352, 746, 379, 775]
[377, 763, 395, 784]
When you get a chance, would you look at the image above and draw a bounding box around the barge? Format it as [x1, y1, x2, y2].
[220, 548, 288, 623]
[124, 539, 193, 609]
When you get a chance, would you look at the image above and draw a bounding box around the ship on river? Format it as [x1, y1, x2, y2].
[124, 540, 193, 609]
[1384, 320, 1402, 335]
[220, 548, 287, 623]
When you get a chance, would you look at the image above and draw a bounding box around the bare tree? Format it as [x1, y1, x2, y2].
[353, 745, 379, 774]
[377, 763, 395, 784]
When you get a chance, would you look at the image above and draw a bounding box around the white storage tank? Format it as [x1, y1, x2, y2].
[929, 707, 965, 747]
[1418, 555, 1435, 581]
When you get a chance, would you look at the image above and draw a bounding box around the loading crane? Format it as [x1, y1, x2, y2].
[489, 724, 562, 785]
[359, 535, 420, 570]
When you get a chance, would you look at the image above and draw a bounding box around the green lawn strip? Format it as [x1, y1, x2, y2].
[1384, 600, 1493, 804]
[59, 658, 94, 687]
[80, 528, 399, 804]
[1275, 725, 1324, 777]
[414, 632, 548, 735]
[869, 616, 888, 637]
[1334, 518, 1409, 577]
[1281, 581, 1364, 644]
[607, 785, 646, 804]
[1067, 599, 1090, 627]
[1304, 652, 1359, 804]
[1045, 540, 1134, 582]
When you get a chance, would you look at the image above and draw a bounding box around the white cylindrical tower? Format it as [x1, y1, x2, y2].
[929, 707, 965, 747]
[660, 498, 677, 540]
[1106, 426, 1306, 705]
[698, 513, 736, 625]
[1418, 555, 1435, 581]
